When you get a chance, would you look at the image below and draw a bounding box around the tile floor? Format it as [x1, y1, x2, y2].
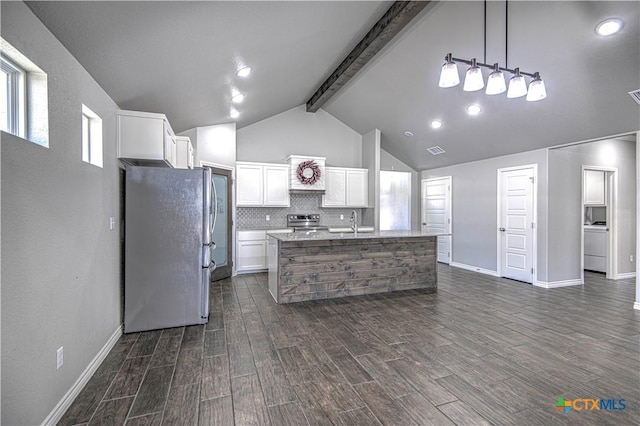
[58, 265, 639, 425]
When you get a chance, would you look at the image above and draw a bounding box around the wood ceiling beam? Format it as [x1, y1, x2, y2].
[306, 1, 433, 113]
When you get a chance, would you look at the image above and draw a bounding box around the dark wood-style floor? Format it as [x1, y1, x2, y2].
[59, 265, 639, 426]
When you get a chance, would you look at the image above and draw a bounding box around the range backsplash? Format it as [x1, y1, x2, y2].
[237, 194, 364, 229]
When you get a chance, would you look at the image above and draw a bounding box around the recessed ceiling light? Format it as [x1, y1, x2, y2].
[236, 66, 252, 77]
[232, 93, 245, 103]
[230, 108, 240, 119]
[431, 120, 443, 129]
[596, 18, 624, 36]
[466, 104, 482, 115]
[404, 131, 414, 137]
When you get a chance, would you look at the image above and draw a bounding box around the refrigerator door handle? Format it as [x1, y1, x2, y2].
[211, 175, 218, 238]
[201, 263, 212, 319]
[202, 168, 212, 246]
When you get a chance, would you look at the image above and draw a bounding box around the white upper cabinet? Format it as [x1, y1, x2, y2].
[323, 167, 347, 206]
[584, 170, 606, 206]
[117, 109, 176, 167]
[322, 167, 368, 208]
[236, 162, 290, 207]
[346, 169, 368, 207]
[175, 136, 194, 169]
[264, 165, 290, 206]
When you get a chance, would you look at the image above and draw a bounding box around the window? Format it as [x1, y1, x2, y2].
[380, 171, 411, 231]
[1, 37, 49, 147]
[1, 55, 26, 137]
[82, 104, 103, 167]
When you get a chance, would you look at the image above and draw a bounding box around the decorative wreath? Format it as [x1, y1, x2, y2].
[296, 160, 322, 185]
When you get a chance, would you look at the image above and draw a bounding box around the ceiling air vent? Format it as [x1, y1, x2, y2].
[426, 146, 446, 155]
[628, 89, 640, 106]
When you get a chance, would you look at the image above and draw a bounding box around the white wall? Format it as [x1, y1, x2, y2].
[422, 149, 549, 281]
[1, 2, 121, 425]
[548, 136, 636, 281]
[237, 105, 362, 167]
[187, 122, 237, 169]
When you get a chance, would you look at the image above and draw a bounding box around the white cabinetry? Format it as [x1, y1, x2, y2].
[237, 229, 292, 273]
[237, 230, 267, 273]
[584, 226, 607, 272]
[236, 162, 290, 207]
[322, 167, 368, 208]
[175, 136, 194, 169]
[584, 170, 606, 206]
[117, 109, 177, 167]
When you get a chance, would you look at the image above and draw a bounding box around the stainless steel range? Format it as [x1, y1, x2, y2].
[287, 214, 329, 232]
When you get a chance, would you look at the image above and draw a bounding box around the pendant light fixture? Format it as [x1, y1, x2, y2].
[485, 63, 506, 95]
[525, 72, 547, 101]
[437, 0, 546, 101]
[438, 53, 460, 88]
[463, 58, 484, 91]
[507, 68, 527, 98]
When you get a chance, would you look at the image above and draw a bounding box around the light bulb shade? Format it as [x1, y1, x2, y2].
[463, 61, 484, 91]
[507, 70, 527, 98]
[526, 73, 547, 101]
[439, 55, 460, 88]
[486, 66, 506, 95]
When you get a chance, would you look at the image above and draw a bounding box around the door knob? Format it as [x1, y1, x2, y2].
[499, 227, 506, 232]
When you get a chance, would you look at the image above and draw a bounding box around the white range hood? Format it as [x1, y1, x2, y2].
[287, 155, 326, 194]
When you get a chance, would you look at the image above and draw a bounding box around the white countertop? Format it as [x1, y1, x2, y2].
[266, 229, 449, 241]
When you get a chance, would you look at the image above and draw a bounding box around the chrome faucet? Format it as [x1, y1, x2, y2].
[350, 210, 358, 233]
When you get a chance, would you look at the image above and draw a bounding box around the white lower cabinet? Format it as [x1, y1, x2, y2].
[236, 229, 292, 273]
[322, 167, 368, 208]
[584, 226, 607, 272]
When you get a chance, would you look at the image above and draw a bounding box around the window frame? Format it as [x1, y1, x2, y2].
[1, 54, 26, 138]
[81, 104, 103, 168]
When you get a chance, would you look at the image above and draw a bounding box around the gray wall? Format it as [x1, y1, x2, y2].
[1, 2, 121, 425]
[548, 136, 636, 281]
[381, 148, 419, 231]
[422, 149, 549, 282]
[236, 105, 362, 167]
[181, 122, 237, 169]
[361, 129, 380, 228]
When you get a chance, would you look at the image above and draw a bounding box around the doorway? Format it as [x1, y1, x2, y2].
[206, 166, 233, 281]
[497, 165, 537, 283]
[421, 176, 452, 264]
[581, 166, 617, 280]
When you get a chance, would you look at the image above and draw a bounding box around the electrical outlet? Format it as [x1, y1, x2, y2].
[630, 255, 634, 263]
[56, 346, 64, 369]
[109, 217, 116, 230]
[340, 214, 344, 220]
[265, 215, 270, 221]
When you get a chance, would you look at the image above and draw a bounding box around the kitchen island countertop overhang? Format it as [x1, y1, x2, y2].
[267, 230, 449, 303]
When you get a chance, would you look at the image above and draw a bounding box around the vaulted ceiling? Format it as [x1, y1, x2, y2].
[25, 1, 640, 170]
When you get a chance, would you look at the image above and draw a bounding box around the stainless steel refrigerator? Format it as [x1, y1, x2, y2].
[124, 166, 214, 333]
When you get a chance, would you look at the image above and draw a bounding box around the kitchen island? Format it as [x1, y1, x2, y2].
[266, 230, 444, 303]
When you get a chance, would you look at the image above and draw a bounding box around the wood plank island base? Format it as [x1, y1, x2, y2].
[266, 230, 446, 303]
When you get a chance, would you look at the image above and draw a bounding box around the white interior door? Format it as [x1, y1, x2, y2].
[422, 177, 451, 264]
[498, 166, 535, 283]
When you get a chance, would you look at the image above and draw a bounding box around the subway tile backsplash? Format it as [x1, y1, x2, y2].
[236, 194, 363, 229]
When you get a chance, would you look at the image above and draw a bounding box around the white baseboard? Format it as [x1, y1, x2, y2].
[634, 302, 640, 311]
[450, 262, 499, 277]
[42, 324, 123, 426]
[615, 272, 636, 280]
[534, 279, 583, 289]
